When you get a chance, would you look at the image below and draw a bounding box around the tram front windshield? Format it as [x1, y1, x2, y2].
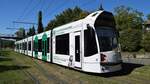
[96, 27, 118, 52]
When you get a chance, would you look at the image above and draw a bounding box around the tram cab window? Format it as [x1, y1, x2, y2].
[38, 39, 42, 52]
[96, 28, 118, 52]
[84, 25, 98, 57]
[94, 11, 118, 52]
[94, 11, 116, 28]
[56, 34, 69, 55]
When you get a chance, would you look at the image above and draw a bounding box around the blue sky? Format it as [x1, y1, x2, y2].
[0, 0, 150, 35]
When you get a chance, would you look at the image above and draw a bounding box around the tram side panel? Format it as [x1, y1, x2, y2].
[33, 31, 51, 62]
[14, 10, 122, 73]
[33, 34, 42, 60]
[52, 21, 84, 69]
[45, 30, 51, 62]
[22, 39, 25, 54]
[19, 40, 22, 53]
[24, 38, 28, 55]
[14, 42, 17, 52]
[27, 36, 33, 57]
[40, 30, 51, 62]
[52, 29, 70, 66]
[21, 40, 24, 54]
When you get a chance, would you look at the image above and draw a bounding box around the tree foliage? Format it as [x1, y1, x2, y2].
[37, 11, 44, 33]
[141, 32, 150, 52]
[27, 26, 36, 37]
[45, 7, 89, 31]
[120, 29, 142, 52]
[146, 14, 150, 20]
[32, 26, 36, 35]
[15, 28, 26, 39]
[0, 39, 14, 49]
[114, 6, 144, 52]
[114, 5, 143, 31]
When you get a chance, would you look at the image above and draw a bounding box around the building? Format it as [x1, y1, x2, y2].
[143, 20, 150, 32]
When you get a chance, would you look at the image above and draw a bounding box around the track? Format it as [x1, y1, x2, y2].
[3, 51, 150, 84]
[12, 57, 40, 84]
[14, 52, 69, 84]
[33, 59, 68, 84]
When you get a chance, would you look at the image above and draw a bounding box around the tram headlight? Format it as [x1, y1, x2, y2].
[101, 53, 107, 63]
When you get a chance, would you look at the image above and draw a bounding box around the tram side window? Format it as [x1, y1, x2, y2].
[56, 34, 69, 55]
[15, 44, 16, 49]
[38, 39, 42, 52]
[21, 43, 22, 50]
[19, 43, 21, 50]
[22, 43, 23, 50]
[84, 29, 98, 57]
[16, 44, 18, 49]
[17, 44, 19, 50]
[34, 41, 37, 51]
[22, 43, 24, 50]
[19, 44, 20, 49]
[23, 43, 25, 50]
[25, 42, 27, 50]
[28, 41, 31, 51]
[47, 38, 49, 53]
[24, 43, 26, 50]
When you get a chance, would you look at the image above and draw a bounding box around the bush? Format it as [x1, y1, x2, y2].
[138, 48, 146, 54]
[119, 29, 142, 52]
[141, 32, 150, 52]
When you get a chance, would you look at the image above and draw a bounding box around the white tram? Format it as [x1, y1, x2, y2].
[27, 36, 33, 57]
[15, 10, 122, 73]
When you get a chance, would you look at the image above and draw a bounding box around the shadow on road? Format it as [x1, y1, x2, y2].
[0, 56, 30, 73]
[0, 57, 12, 62]
[0, 65, 30, 73]
[81, 63, 144, 77]
[100, 63, 144, 77]
[52, 62, 144, 78]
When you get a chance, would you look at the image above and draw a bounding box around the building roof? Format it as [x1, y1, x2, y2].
[144, 20, 150, 25]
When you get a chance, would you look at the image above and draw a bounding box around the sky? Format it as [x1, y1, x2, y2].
[0, 0, 150, 35]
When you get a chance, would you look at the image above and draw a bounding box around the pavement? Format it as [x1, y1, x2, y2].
[123, 58, 150, 65]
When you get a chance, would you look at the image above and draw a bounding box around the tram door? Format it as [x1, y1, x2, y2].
[74, 32, 81, 68]
[42, 34, 47, 61]
[34, 36, 38, 58]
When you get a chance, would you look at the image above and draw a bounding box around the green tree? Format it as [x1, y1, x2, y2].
[0, 39, 14, 49]
[31, 26, 36, 35]
[27, 26, 36, 37]
[37, 11, 44, 33]
[141, 32, 150, 52]
[114, 6, 144, 52]
[45, 7, 89, 30]
[146, 14, 150, 20]
[22, 28, 25, 38]
[120, 29, 142, 52]
[27, 28, 32, 36]
[15, 28, 26, 39]
[114, 5, 143, 31]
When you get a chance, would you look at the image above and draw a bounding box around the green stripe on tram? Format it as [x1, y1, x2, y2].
[42, 33, 47, 61]
[34, 36, 38, 58]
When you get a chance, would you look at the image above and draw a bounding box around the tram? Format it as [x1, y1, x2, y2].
[15, 10, 122, 73]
